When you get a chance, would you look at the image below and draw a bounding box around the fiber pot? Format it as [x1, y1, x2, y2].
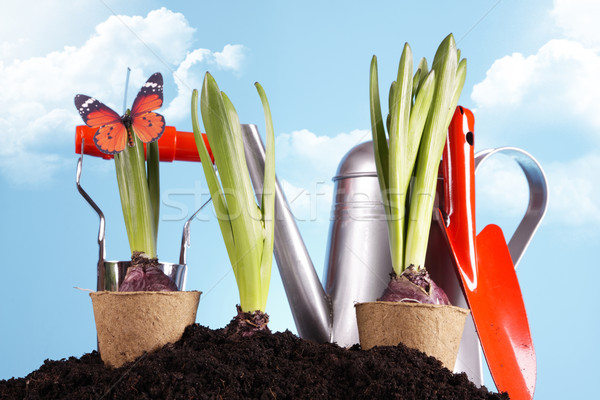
[90, 291, 201, 368]
[355, 301, 469, 369]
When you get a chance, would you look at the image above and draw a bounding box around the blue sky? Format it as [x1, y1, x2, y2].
[0, 0, 598, 397]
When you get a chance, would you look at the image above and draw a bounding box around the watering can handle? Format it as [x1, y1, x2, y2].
[474, 147, 549, 268]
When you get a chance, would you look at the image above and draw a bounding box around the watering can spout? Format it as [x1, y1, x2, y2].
[241, 124, 333, 342]
[241, 125, 391, 347]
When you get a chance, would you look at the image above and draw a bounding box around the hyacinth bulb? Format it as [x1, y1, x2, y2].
[378, 266, 450, 305]
[119, 252, 177, 292]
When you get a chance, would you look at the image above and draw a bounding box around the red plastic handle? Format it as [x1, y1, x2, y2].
[442, 106, 477, 288]
[75, 125, 214, 163]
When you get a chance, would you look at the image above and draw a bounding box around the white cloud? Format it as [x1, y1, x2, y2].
[162, 44, 247, 122]
[213, 44, 247, 72]
[0, 0, 106, 62]
[472, 39, 600, 130]
[545, 155, 600, 226]
[471, 1, 600, 229]
[161, 48, 212, 122]
[474, 151, 600, 232]
[275, 129, 371, 223]
[552, 0, 600, 49]
[472, 0, 600, 136]
[471, 52, 535, 109]
[276, 128, 370, 181]
[0, 8, 246, 185]
[475, 156, 529, 220]
[0, 152, 70, 187]
[0, 38, 27, 61]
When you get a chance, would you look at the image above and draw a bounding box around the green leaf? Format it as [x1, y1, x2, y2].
[255, 82, 276, 310]
[411, 68, 422, 99]
[388, 81, 396, 116]
[221, 91, 264, 237]
[406, 70, 435, 175]
[416, 57, 429, 89]
[146, 140, 160, 243]
[195, 72, 273, 313]
[386, 81, 396, 133]
[404, 33, 460, 270]
[370, 34, 467, 275]
[191, 89, 235, 260]
[446, 57, 467, 129]
[387, 43, 413, 274]
[114, 133, 157, 257]
[369, 56, 389, 213]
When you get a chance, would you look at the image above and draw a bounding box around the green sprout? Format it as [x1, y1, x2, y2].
[114, 129, 178, 292]
[370, 34, 466, 301]
[191, 72, 275, 314]
[114, 137, 160, 259]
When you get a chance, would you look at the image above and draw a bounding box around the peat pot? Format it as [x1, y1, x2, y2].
[92, 262, 200, 368]
[355, 301, 469, 370]
[90, 290, 201, 368]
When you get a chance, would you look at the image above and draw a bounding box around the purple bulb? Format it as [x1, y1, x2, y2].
[119, 252, 177, 292]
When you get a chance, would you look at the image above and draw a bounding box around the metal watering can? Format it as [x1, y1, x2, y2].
[240, 113, 548, 396]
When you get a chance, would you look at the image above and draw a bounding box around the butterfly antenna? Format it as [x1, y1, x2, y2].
[122, 67, 131, 114]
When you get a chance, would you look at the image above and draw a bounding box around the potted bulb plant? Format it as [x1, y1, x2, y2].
[191, 72, 275, 336]
[75, 72, 201, 368]
[355, 34, 469, 369]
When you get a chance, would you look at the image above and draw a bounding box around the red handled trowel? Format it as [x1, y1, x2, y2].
[441, 107, 536, 399]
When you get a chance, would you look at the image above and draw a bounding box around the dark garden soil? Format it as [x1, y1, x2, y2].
[0, 323, 508, 400]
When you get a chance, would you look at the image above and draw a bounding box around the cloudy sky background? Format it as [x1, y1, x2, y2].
[1, 0, 598, 397]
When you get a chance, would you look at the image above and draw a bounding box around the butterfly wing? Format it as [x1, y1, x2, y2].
[130, 72, 165, 143]
[74, 94, 128, 154]
[131, 111, 165, 143]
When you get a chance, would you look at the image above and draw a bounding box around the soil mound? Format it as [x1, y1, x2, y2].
[0, 324, 508, 399]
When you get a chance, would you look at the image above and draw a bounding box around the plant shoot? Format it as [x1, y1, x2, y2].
[191, 72, 275, 328]
[370, 34, 466, 304]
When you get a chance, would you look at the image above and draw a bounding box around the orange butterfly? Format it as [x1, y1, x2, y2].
[75, 72, 165, 155]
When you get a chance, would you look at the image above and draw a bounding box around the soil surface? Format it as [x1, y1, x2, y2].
[0, 324, 508, 399]
[223, 306, 271, 337]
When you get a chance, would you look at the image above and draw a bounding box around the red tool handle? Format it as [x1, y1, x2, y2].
[443, 106, 537, 399]
[442, 106, 477, 288]
[75, 125, 214, 163]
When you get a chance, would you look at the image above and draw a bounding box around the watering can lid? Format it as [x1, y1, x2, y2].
[333, 141, 377, 181]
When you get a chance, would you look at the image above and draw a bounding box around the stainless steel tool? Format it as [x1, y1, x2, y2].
[76, 138, 211, 291]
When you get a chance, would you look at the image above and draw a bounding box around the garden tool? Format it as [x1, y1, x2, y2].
[439, 106, 545, 399]
[75, 126, 214, 292]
